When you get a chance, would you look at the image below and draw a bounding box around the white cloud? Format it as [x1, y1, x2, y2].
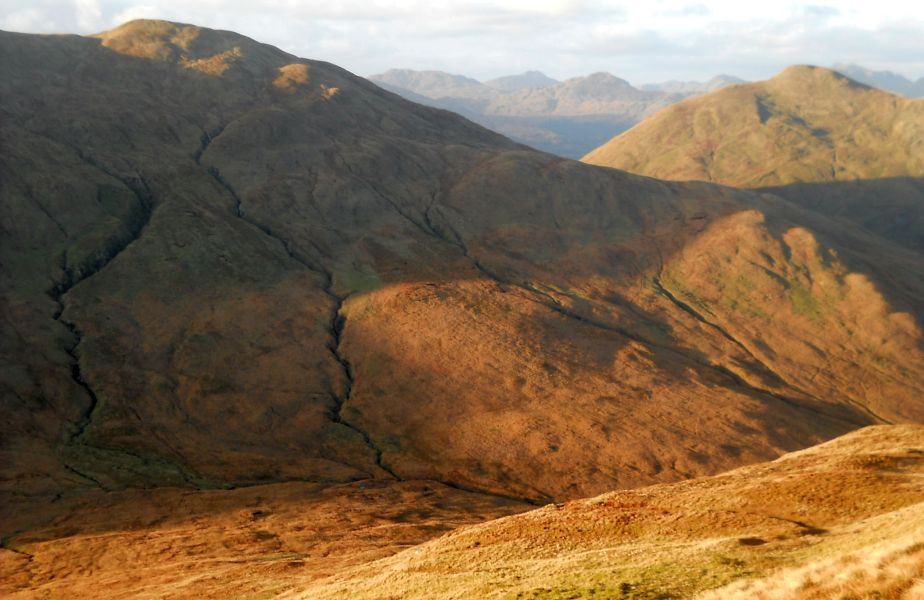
[1, 1, 922, 83]
[111, 5, 159, 25]
[75, 0, 102, 29]
[1, 8, 46, 31]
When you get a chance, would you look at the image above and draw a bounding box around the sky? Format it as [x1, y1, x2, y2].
[2, 0, 924, 84]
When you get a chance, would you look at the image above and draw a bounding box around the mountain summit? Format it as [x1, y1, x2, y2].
[584, 65, 924, 186]
[484, 70, 559, 91]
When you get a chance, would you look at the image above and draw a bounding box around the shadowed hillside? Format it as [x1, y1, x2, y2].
[1, 21, 923, 598]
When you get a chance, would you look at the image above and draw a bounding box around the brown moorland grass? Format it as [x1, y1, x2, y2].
[292, 425, 924, 599]
[2, 426, 920, 599]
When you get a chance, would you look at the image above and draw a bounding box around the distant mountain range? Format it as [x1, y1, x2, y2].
[369, 69, 745, 157]
[372, 65, 924, 157]
[484, 70, 559, 91]
[832, 63, 924, 97]
[639, 74, 745, 94]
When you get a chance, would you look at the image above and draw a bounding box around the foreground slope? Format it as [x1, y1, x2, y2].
[3, 426, 920, 598]
[583, 66, 924, 253]
[0, 480, 527, 599]
[298, 425, 924, 599]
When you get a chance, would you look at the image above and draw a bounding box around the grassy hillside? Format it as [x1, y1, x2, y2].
[582, 66, 924, 253]
[4, 426, 920, 598]
[294, 426, 924, 599]
[584, 66, 924, 187]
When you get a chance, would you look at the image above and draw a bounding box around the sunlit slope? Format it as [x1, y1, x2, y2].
[297, 425, 924, 599]
[584, 65, 924, 186]
[0, 480, 527, 599]
[583, 66, 924, 253]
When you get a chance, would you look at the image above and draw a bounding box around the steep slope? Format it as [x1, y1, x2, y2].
[4, 18, 924, 504]
[583, 65, 924, 252]
[2, 25, 924, 600]
[0, 19, 518, 496]
[296, 425, 924, 598]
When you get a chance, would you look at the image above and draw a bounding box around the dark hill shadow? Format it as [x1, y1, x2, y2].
[758, 177, 924, 257]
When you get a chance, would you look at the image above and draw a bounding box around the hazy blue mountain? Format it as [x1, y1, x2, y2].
[485, 70, 559, 91]
[369, 68, 493, 99]
[368, 69, 738, 157]
[831, 63, 924, 97]
[640, 74, 745, 94]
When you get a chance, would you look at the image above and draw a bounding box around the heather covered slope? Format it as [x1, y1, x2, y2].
[0, 479, 528, 599]
[583, 66, 924, 253]
[3, 20, 924, 507]
[1, 20, 924, 600]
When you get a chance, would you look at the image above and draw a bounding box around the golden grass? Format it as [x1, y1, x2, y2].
[702, 502, 924, 599]
[283, 426, 924, 599]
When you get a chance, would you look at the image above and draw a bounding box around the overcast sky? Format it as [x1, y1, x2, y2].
[2, 0, 923, 84]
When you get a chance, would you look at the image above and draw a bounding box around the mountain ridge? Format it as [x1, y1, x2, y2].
[832, 62, 924, 97]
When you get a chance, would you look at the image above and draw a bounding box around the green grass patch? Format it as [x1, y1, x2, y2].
[788, 280, 824, 323]
[337, 268, 382, 294]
